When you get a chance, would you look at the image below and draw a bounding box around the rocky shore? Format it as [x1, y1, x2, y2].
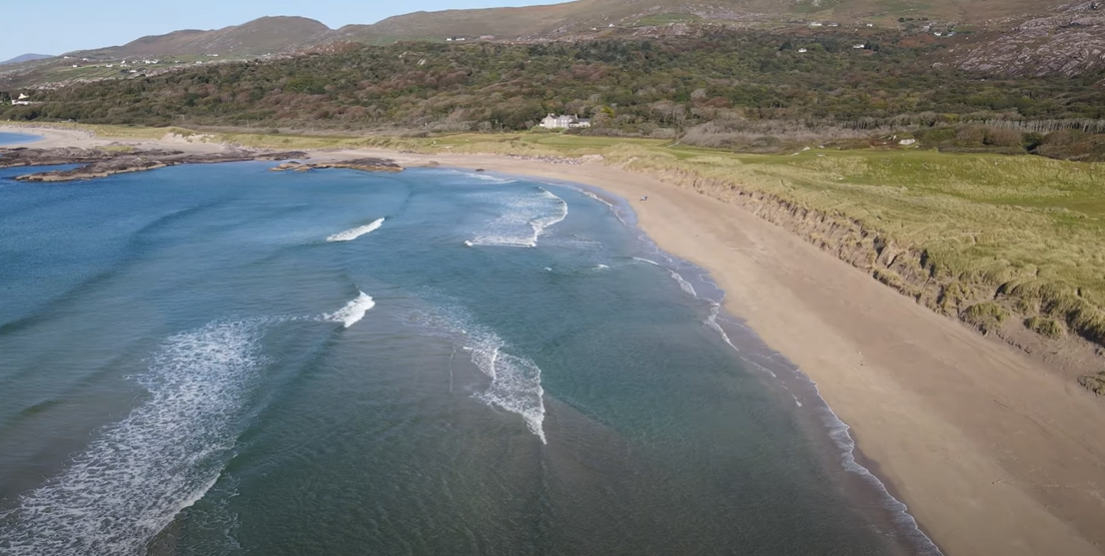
[0, 147, 402, 182]
[268, 159, 403, 173]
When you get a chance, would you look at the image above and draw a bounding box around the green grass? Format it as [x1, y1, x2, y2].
[48, 125, 1105, 348]
[1025, 316, 1063, 339]
[964, 302, 1009, 334]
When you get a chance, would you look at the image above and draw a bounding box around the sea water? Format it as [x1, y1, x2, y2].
[0, 163, 940, 555]
[0, 132, 41, 146]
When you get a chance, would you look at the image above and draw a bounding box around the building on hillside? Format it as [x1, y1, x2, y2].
[11, 93, 32, 106]
[539, 114, 592, 129]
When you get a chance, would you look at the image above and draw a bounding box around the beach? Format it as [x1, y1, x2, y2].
[6, 126, 1105, 555]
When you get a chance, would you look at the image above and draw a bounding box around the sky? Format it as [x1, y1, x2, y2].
[0, 0, 564, 61]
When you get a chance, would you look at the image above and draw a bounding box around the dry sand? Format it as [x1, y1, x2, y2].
[0, 125, 230, 153]
[6, 128, 1105, 556]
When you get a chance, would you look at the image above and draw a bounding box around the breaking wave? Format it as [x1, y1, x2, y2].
[327, 218, 385, 242]
[322, 291, 375, 328]
[0, 320, 268, 556]
[468, 188, 568, 248]
[408, 306, 546, 443]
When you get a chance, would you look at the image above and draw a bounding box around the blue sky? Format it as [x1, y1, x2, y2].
[0, 1, 562, 61]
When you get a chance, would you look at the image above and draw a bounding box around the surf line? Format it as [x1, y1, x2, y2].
[631, 238, 944, 556]
[465, 187, 568, 248]
[321, 291, 376, 328]
[327, 217, 385, 242]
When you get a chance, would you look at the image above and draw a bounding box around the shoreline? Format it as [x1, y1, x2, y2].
[576, 189, 945, 556]
[351, 150, 1105, 556]
[6, 126, 1105, 555]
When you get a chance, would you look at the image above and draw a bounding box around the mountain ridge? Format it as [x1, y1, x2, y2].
[68, 16, 332, 59]
[44, 0, 1072, 59]
[0, 54, 54, 66]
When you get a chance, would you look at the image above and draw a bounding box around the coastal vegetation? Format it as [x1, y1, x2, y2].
[5, 33, 1105, 161]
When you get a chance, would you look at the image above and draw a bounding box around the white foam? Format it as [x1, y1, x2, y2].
[632, 257, 660, 266]
[670, 271, 697, 297]
[467, 188, 568, 248]
[0, 320, 266, 556]
[407, 306, 546, 443]
[581, 190, 616, 210]
[327, 218, 385, 242]
[466, 330, 547, 444]
[323, 291, 375, 328]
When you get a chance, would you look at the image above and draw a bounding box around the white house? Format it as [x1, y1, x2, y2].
[853, 43, 866, 49]
[540, 114, 592, 129]
[797, 48, 808, 53]
[11, 93, 32, 106]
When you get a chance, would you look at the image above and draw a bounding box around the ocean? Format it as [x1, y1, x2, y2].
[0, 162, 940, 555]
[0, 132, 41, 146]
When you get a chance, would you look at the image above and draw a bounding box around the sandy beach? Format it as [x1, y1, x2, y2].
[6, 126, 1105, 555]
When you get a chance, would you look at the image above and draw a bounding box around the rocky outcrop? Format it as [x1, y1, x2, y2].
[957, 2, 1105, 77]
[268, 158, 402, 173]
[0, 147, 309, 182]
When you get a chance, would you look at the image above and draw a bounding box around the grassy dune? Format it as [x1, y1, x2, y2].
[25, 125, 1105, 373]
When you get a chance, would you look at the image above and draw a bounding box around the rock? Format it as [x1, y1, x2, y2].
[268, 158, 403, 173]
[1, 147, 309, 182]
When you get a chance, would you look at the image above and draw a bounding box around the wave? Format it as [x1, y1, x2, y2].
[466, 332, 547, 444]
[327, 218, 385, 242]
[670, 271, 697, 297]
[468, 187, 568, 248]
[322, 291, 375, 328]
[429, 168, 518, 184]
[407, 305, 546, 443]
[0, 320, 268, 556]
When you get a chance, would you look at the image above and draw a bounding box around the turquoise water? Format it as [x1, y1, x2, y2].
[0, 163, 940, 555]
[0, 132, 41, 146]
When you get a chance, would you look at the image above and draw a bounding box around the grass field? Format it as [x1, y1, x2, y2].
[22, 125, 1105, 352]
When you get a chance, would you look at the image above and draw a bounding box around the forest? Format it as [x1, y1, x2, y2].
[4, 30, 1105, 159]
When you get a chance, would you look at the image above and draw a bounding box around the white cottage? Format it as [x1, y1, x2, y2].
[539, 114, 591, 129]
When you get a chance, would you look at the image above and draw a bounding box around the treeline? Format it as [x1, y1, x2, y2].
[4, 31, 1105, 158]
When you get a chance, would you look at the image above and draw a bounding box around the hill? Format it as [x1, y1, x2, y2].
[0, 54, 54, 66]
[332, 0, 1052, 42]
[69, 16, 331, 59]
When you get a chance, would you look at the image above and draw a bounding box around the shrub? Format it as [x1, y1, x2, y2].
[984, 127, 1023, 148]
[964, 302, 1008, 334]
[1079, 372, 1105, 396]
[1025, 316, 1063, 339]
